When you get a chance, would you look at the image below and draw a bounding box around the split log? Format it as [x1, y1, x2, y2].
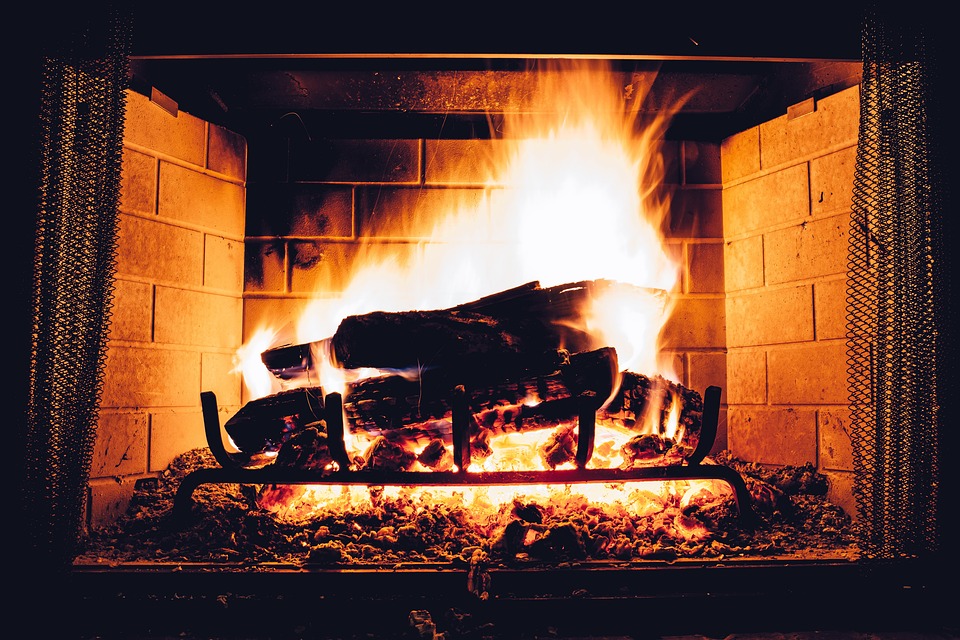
[343, 347, 618, 440]
[599, 371, 704, 461]
[330, 308, 560, 385]
[223, 386, 326, 455]
[225, 351, 710, 462]
[260, 279, 667, 383]
[224, 348, 618, 454]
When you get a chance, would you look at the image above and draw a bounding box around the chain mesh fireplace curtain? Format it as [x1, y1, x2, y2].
[847, 9, 951, 560]
[22, 9, 132, 570]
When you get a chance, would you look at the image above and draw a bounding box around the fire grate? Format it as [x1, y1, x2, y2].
[173, 385, 753, 524]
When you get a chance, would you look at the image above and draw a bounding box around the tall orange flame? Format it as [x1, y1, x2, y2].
[240, 60, 684, 400]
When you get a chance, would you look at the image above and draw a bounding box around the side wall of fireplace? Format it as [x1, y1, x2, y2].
[87, 90, 247, 526]
[721, 85, 859, 516]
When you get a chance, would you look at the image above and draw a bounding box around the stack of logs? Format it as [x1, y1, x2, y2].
[224, 280, 703, 470]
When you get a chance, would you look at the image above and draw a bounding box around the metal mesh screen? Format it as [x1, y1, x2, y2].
[847, 10, 942, 559]
[24, 9, 131, 570]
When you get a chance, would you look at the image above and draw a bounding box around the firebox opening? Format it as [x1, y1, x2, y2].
[80, 49, 870, 566]
[22, 5, 956, 639]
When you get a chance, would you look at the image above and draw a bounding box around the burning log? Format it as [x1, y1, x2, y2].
[599, 370, 705, 464]
[416, 438, 454, 471]
[228, 279, 709, 466]
[225, 348, 616, 460]
[260, 279, 665, 382]
[225, 348, 615, 456]
[539, 423, 578, 469]
[271, 425, 335, 472]
[343, 347, 617, 439]
[225, 347, 711, 469]
[330, 308, 559, 382]
[331, 280, 635, 374]
[223, 386, 326, 455]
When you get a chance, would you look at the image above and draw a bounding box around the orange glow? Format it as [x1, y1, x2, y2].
[259, 478, 734, 543]
[234, 327, 283, 399]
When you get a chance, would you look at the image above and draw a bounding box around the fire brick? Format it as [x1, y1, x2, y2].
[819, 408, 854, 472]
[288, 241, 395, 294]
[687, 242, 725, 293]
[726, 285, 814, 347]
[728, 406, 817, 467]
[682, 140, 721, 185]
[116, 214, 205, 286]
[720, 126, 760, 184]
[242, 298, 314, 344]
[659, 297, 726, 349]
[810, 146, 857, 216]
[724, 235, 764, 292]
[356, 186, 488, 238]
[425, 139, 505, 185]
[201, 352, 243, 410]
[207, 123, 247, 181]
[100, 346, 199, 408]
[290, 138, 421, 183]
[246, 184, 354, 239]
[243, 240, 287, 293]
[107, 279, 153, 343]
[814, 278, 848, 340]
[122, 90, 206, 167]
[119, 147, 156, 215]
[725, 349, 767, 405]
[154, 287, 242, 349]
[666, 188, 723, 239]
[149, 411, 208, 473]
[90, 412, 149, 477]
[722, 163, 810, 238]
[759, 85, 860, 169]
[204, 235, 245, 291]
[764, 213, 850, 285]
[768, 341, 849, 405]
[822, 470, 857, 519]
[687, 351, 727, 404]
[158, 162, 246, 236]
[87, 477, 138, 530]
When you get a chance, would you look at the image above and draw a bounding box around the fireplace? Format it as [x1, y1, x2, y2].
[17, 5, 955, 639]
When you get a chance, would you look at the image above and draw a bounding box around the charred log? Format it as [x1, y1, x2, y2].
[343, 347, 617, 440]
[223, 386, 326, 455]
[600, 371, 704, 461]
[330, 309, 561, 384]
[224, 350, 711, 466]
[416, 438, 455, 471]
[260, 279, 665, 381]
[272, 425, 335, 473]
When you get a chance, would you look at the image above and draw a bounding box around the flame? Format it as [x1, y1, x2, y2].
[239, 60, 682, 399]
[233, 327, 283, 399]
[234, 61, 705, 520]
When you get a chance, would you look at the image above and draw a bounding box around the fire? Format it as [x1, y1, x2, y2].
[233, 327, 281, 400]
[236, 61, 707, 519]
[240, 60, 680, 398]
[260, 478, 735, 548]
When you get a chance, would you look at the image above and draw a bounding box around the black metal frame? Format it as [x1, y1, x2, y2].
[173, 385, 753, 524]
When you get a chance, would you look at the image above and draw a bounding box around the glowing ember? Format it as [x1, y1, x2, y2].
[258, 478, 737, 548]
